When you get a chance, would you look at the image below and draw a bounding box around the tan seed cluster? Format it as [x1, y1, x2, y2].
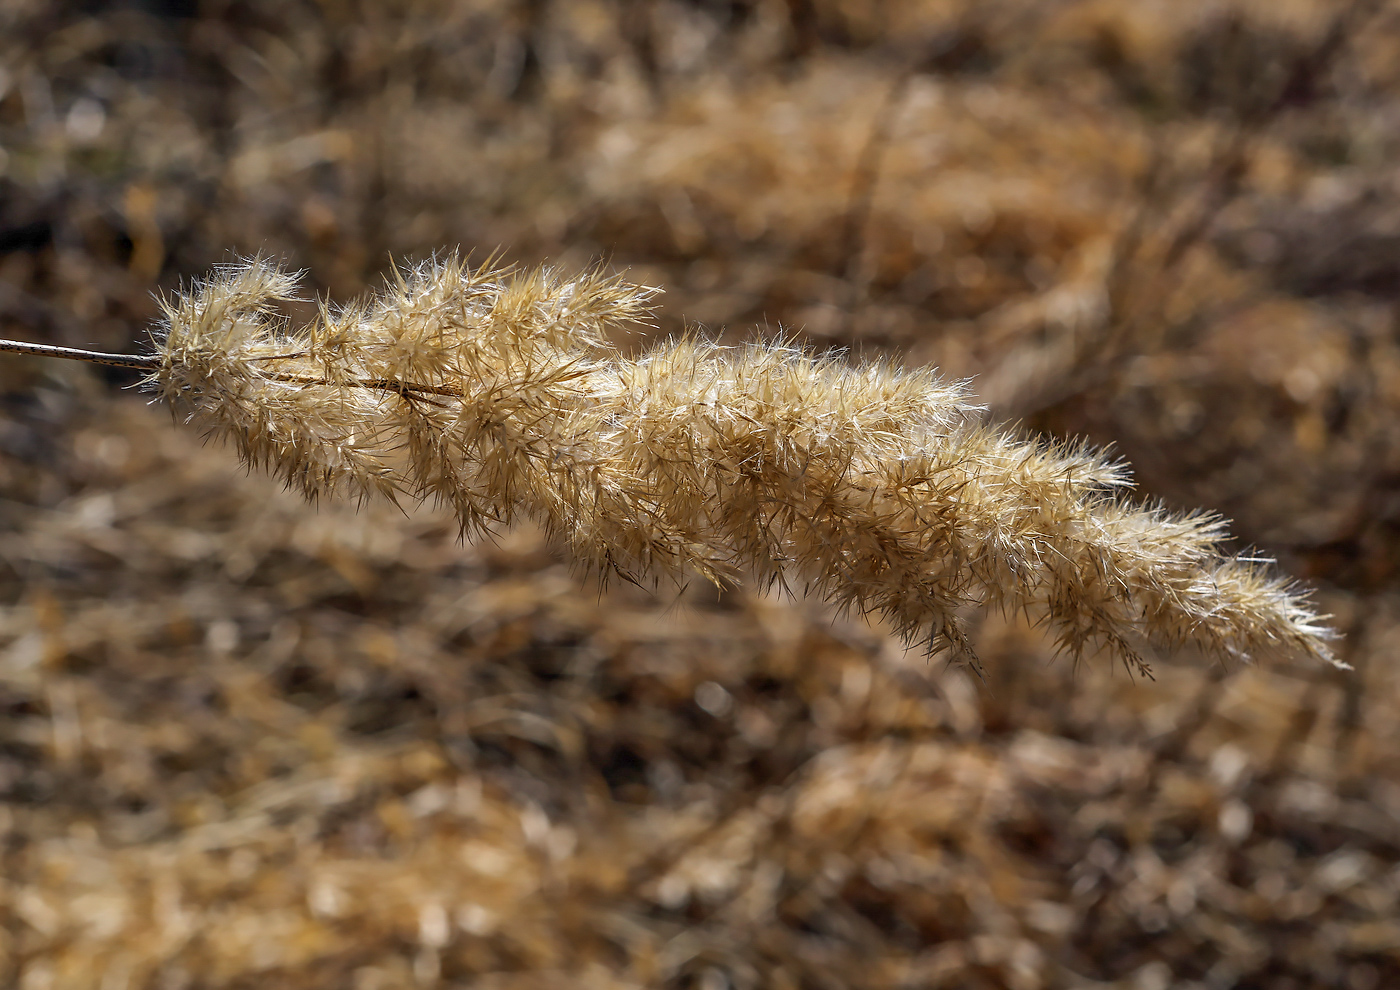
[147, 257, 1339, 674]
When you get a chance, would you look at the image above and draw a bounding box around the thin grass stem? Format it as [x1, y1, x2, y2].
[0, 337, 460, 397]
[0, 338, 158, 371]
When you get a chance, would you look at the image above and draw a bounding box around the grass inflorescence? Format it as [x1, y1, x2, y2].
[125, 256, 1340, 676]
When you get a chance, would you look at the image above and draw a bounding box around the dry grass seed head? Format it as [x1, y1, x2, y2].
[147, 257, 1340, 674]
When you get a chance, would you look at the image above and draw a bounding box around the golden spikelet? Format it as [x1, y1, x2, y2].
[145, 256, 1339, 675]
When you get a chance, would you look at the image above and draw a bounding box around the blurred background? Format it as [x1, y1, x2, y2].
[2, 1, 1399, 987]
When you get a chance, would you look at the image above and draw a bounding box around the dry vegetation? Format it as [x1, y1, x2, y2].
[2, 1, 1400, 988]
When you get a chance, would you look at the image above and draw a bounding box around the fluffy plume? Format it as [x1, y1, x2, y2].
[146, 257, 1339, 674]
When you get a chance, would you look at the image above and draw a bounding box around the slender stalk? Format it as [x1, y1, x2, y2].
[0, 338, 158, 371]
[260, 373, 464, 397]
[0, 337, 461, 397]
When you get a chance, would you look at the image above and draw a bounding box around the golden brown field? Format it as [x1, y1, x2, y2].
[2, 1, 1400, 987]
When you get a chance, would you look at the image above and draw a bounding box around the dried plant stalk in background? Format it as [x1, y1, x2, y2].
[138, 257, 1337, 674]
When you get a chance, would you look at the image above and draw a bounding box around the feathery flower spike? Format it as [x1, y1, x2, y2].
[0, 256, 1341, 675]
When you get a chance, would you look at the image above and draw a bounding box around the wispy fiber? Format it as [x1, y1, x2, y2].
[144, 256, 1339, 674]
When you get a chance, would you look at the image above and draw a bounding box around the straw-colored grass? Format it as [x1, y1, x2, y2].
[131, 256, 1338, 674]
